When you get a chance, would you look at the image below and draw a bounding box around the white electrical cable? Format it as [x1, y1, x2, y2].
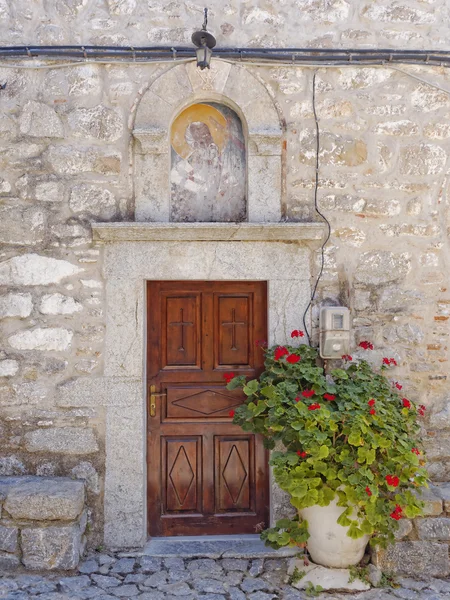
[1, 56, 450, 97]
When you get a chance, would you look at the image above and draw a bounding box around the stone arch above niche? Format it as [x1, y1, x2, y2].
[133, 61, 283, 223]
[170, 102, 246, 223]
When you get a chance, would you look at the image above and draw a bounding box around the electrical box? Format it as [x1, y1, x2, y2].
[319, 307, 350, 359]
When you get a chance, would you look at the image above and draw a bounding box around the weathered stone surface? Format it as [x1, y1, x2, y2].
[0, 359, 19, 377]
[414, 486, 443, 515]
[70, 461, 100, 495]
[24, 428, 99, 455]
[0, 202, 47, 246]
[0, 524, 18, 553]
[19, 101, 64, 138]
[373, 120, 419, 136]
[39, 293, 82, 315]
[21, 524, 82, 570]
[429, 404, 450, 430]
[399, 144, 447, 175]
[299, 130, 367, 167]
[287, 559, 370, 591]
[0, 457, 26, 476]
[394, 518, 413, 540]
[0, 293, 33, 318]
[69, 184, 117, 219]
[0, 552, 20, 570]
[373, 541, 450, 577]
[45, 145, 121, 175]
[424, 432, 450, 461]
[35, 180, 64, 203]
[8, 328, 73, 351]
[0, 254, 82, 286]
[355, 251, 411, 285]
[416, 517, 450, 541]
[67, 106, 123, 141]
[3, 477, 85, 521]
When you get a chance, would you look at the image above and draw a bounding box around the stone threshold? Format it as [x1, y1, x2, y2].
[92, 222, 326, 243]
[119, 535, 300, 559]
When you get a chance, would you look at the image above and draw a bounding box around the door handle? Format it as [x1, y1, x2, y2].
[149, 385, 167, 417]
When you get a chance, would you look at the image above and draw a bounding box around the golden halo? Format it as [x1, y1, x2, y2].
[171, 103, 228, 159]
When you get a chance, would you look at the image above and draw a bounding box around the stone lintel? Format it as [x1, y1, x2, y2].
[92, 222, 326, 243]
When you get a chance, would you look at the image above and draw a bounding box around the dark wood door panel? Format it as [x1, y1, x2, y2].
[147, 280, 269, 536]
[165, 385, 243, 420]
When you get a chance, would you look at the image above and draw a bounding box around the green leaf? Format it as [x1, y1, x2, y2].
[347, 522, 364, 539]
[348, 431, 363, 446]
[318, 445, 329, 459]
[260, 385, 276, 399]
[243, 379, 259, 396]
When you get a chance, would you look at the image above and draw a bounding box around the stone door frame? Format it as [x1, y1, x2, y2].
[53, 223, 326, 549]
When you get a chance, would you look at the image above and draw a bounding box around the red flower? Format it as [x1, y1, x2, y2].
[229, 410, 235, 418]
[323, 393, 336, 401]
[297, 450, 308, 458]
[369, 408, 376, 415]
[274, 346, 289, 361]
[418, 404, 426, 416]
[308, 403, 321, 411]
[302, 389, 315, 398]
[291, 330, 305, 338]
[402, 398, 411, 409]
[368, 399, 376, 407]
[341, 354, 352, 361]
[411, 448, 421, 455]
[365, 486, 372, 496]
[359, 341, 374, 350]
[383, 357, 398, 367]
[394, 381, 403, 390]
[390, 504, 403, 520]
[286, 353, 301, 364]
[295, 396, 301, 402]
[224, 372, 236, 383]
[385, 475, 400, 487]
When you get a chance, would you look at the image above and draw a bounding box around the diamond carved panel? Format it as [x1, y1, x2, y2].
[168, 388, 242, 418]
[169, 446, 195, 505]
[222, 445, 248, 504]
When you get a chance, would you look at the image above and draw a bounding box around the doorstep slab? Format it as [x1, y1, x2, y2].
[139, 535, 299, 559]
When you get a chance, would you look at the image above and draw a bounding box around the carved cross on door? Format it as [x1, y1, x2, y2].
[170, 308, 193, 352]
[222, 308, 246, 351]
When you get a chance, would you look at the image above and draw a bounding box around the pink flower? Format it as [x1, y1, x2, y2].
[394, 382, 403, 390]
[383, 357, 397, 367]
[418, 404, 426, 416]
[229, 410, 235, 418]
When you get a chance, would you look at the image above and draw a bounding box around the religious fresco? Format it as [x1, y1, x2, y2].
[170, 102, 246, 222]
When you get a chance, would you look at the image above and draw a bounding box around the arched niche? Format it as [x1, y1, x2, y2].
[170, 101, 246, 222]
[133, 61, 283, 223]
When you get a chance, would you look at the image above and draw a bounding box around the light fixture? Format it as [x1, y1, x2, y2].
[192, 8, 216, 70]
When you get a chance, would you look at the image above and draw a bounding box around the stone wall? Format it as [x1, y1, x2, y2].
[0, 0, 450, 551]
[0, 476, 87, 570]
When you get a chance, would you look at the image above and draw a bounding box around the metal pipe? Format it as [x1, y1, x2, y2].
[0, 45, 450, 66]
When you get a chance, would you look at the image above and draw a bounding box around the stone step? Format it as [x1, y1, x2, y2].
[120, 535, 300, 559]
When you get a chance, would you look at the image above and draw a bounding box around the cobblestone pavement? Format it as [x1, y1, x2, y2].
[1, 554, 450, 600]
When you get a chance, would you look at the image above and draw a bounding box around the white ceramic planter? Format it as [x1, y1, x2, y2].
[299, 499, 369, 568]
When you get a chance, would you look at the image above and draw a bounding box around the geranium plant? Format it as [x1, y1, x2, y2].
[226, 333, 428, 549]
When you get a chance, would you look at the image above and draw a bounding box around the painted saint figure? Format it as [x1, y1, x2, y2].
[170, 103, 246, 222]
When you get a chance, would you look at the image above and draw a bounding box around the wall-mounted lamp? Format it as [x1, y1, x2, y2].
[192, 8, 216, 70]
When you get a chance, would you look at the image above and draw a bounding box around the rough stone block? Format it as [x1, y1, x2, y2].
[0, 551, 20, 570]
[67, 106, 123, 141]
[400, 144, 446, 175]
[415, 486, 443, 515]
[287, 559, 370, 591]
[20, 101, 64, 138]
[8, 328, 73, 351]
[354, 251, 411, 285]
[69, 184, 117, 219]
[0, 359, 19, 377]
[0, 254, 82, 286]
[416, 518, 450, 541]
[3, 477, 85, 521]
[21, 524, 82, 570]
[434, 482, 450, 511]
[0, 293, 33, 319]
[0, 202, 47, 246]
[24, 428, 99, 455]
[0, 524, 18, 553]
[373, 541, 450, 577]
[39, 294, 82, 316]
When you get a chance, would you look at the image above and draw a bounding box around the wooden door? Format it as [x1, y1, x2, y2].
[147, 281, 269, 536]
